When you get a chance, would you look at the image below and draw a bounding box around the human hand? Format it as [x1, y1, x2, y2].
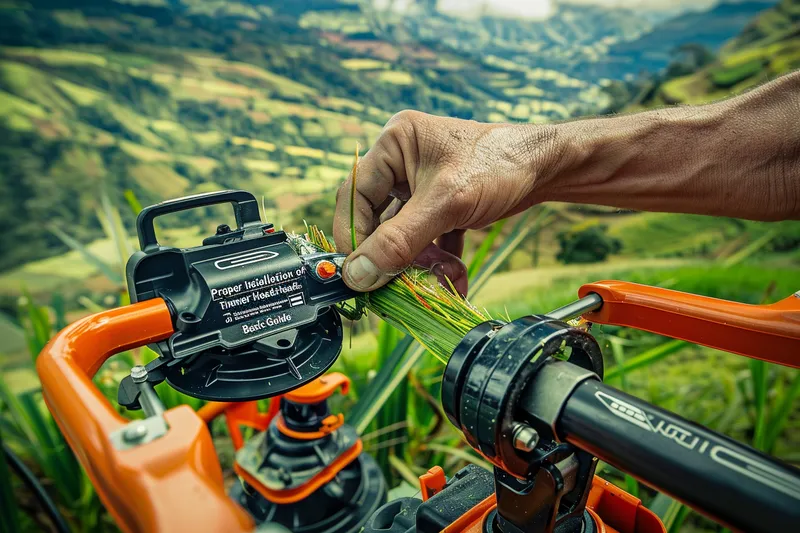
[333, 110, 557, 294]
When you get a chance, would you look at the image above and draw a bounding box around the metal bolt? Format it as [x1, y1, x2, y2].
[512, 423, 540, 452]
[130, 365, 148, 383]
[123, 423, 149, 443]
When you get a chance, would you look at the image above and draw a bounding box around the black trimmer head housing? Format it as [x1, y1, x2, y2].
[119, 190, 356, 405]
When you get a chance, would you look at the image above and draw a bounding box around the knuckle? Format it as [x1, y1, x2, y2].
[379, 223, 416, 268]
[449, 185, 474, 214]
[336, 182, 346, 203]
[437, 172, 482, 226]
[387, 109, 419, 127]
[336, 179, 352, 205]
[385, 110, 422, 145]
[332, 224, 352, 253]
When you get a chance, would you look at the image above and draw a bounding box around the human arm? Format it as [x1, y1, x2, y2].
[332, 71, 800, 292]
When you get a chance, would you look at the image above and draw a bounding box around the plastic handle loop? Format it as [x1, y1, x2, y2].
[136, 189, 261, 251]
[36, 299, 254, 533]
[579, 281, 800, 368]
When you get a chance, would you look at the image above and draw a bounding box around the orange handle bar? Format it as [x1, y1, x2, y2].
[36, 299, 254, 533]
[579, 281, 800, 369]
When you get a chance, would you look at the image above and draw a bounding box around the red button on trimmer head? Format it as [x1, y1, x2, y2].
[316, 260, 337, 279]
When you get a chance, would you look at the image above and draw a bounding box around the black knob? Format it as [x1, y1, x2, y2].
[216, 224, 231, 235]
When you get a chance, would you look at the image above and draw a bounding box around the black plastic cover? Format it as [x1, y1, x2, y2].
[362, 465, 495, 533]
[124, 190, 356, 401]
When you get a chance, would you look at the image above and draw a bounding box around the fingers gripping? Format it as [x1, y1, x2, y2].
[343, 197, 447, 291]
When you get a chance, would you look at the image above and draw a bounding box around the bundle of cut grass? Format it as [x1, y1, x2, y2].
[289, 226, 493, 364]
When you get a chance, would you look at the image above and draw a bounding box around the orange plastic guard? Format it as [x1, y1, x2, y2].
[284, 372, 350, 403]
[579, 281, 800, 369]
[36, 299, 254, 533]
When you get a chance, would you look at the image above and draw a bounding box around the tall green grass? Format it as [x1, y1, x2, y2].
[0, 296, 110, 532]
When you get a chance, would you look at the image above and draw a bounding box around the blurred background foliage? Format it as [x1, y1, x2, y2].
[0, 0, 799, 532]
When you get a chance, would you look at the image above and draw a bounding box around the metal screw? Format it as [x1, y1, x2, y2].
[512, 423, 540, 452]
[123, 423, 149, 443]
[130, 365, 148, 383]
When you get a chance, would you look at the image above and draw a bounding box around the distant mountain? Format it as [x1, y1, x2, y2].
[362, 1, 652, 82]
[591, 0, 777, 80]
[626, 0, 799, 108]
[727, 0, 800, 48]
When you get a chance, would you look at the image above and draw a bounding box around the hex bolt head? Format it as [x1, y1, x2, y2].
[512, 423, 540, 452]
[123, 423, 149, 443]
[130, 365, 148, 383]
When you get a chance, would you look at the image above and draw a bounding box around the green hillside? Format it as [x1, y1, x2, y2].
[599, 1, 775, 78]
[0, 0, 621, 271]
[0, 0, 797, 294]
[629, 0, 800, 107]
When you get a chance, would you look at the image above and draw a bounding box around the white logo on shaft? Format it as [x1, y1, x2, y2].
[594, 390, 800, 499]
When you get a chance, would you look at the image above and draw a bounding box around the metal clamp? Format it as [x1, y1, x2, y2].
[110, 416, 169, 451]
[520, 359, 599, 441]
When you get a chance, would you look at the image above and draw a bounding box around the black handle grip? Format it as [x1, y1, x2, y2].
[558, 380, 800, 533]
[137, 190, 261, 251]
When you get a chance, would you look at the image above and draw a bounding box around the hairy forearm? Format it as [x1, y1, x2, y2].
[533, 71, 800, 221]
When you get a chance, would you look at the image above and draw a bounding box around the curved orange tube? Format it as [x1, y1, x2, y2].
[198, 401, 272, 451]
[579, 281, 800, 368]
[36, 299, 254, 533]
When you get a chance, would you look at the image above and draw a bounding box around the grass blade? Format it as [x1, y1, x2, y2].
[649, 493, 688, 532]
[361, 421, 409, 442]
[348, 335, 414, 431]
[764, 372, 800, 452]
[423, 443, 492, 471]
[48, 224, 122, 285]
[624, 474, 639, 499]
[471, 208, 552, 294]
[350, 143, 359, 251]
[604, 340, 687, 382]
[98, 192, 135, 285]
[123, 189, 143, 215]
[750, 359, 768, 450]
[466, 220, 507, 280]
[0, 431, 21, 533]
[388, 454, 419, 487]
[353, 344, 425, 435]
[722, 229, 777, 267]
[609, 337, 628, 391]
[20, 293, 51, 363]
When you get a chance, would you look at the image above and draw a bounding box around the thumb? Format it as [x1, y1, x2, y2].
[342, 199, 446, 292]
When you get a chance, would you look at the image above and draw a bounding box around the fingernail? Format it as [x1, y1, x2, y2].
[345, 255, 381, 291]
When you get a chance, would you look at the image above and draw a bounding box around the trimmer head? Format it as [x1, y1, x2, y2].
[118, 190, 355, 405]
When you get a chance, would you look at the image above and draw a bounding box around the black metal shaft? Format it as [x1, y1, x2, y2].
[557, 380, 800, 533]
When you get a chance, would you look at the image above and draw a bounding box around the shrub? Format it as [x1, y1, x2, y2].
[556, 222, 622, 264]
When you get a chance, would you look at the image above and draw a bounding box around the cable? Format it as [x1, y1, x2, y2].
[2, 443, 71, 533]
